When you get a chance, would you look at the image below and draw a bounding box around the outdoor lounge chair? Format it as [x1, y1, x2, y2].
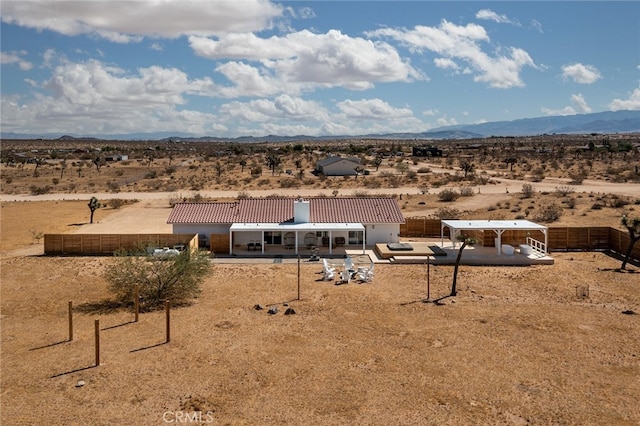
[356, 263, 375, 282]
[344, 257, 354, 271]
[321, 258, 336, 281]
[340, 267, 352, 284]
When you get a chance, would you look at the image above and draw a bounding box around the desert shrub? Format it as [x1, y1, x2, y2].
[4, 177, 12, 184]
[459, 186, 475, 197]
[438, 188, 459, 202]
[554, 185, 575, 196]
[105, 250, 211, 312]
[608, 195, 629, 208]
[237, 191, 250, 199]
[364, 178, 382, 189]
[108, 199, 126, 209]
[591, 203, 603, 210]
[144, 170, 157, 179]
[533, 202, 563, 223]
[115, 170, 124, 177]
[29, 185, 51, 195]
[107, 180, 120, 192]
[279, 178, 298, 188]
[431, 206, 461, 219]
[352, 190, 370, 197]
[417, 167, 431, 173]
[521, 183, 534, 199]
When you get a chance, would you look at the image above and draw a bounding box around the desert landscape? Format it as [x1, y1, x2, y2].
[1, 136, 640, 425]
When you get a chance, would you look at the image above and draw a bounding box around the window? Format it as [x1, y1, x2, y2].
[348, 231, 363, 245]
[264, 232, 282, 245]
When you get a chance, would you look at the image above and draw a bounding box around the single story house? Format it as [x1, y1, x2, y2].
[315, 156, 361, 176]
[167, 197, 405, 255]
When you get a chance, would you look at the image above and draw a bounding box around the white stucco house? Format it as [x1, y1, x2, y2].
[315, 156, 361, 176]
[167, 197, 404, 255]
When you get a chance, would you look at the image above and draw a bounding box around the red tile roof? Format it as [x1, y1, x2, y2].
[166, 202, 239, 224]
[167, 197, 404, 224]
[310, 197, 404, 223]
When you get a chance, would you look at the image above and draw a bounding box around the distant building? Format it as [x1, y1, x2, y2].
[412, 146, 442, 157]
[315, 156, 361, 176]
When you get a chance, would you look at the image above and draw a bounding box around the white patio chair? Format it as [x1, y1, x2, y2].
[321, 258, 336, 281]
[357, 263, 375, 282]
[344, 257, 354, 271]
[340, 267, 352, 284]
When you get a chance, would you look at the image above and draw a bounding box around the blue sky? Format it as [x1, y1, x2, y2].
[1, 1, 639, 138]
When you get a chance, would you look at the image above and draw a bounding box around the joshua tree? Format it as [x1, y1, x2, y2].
[504, 157, 517, 172]
[620, 215, 640, 270]
[460, 161, 475, 178]
[88, 196, 101, 224]
[450, 235, 476, 297]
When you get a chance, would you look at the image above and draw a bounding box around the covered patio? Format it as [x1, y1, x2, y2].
[441, 219, 549, 256]
[229, 222, 365, 256]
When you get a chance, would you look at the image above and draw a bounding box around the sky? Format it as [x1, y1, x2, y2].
[1, 0, 639, 139]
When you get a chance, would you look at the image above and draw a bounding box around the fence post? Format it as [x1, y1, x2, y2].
[165, 300, 170, 343]
[134, 285, 139, 323]
[68, 301, 73, 341]
[94, 319, 100, 366]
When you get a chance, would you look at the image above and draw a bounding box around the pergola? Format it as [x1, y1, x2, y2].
[229, 222, 366, 255]
[441, 219, 548, 255]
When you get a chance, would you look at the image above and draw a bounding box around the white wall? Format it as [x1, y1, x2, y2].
[365, 224, 399, 245]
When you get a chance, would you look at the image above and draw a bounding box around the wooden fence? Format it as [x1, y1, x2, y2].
[400, 217, 640, 261]
[44, 234, 198, 256]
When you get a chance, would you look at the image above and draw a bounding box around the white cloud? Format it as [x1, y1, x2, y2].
[219, 95, 329, 123]
[434, 57, 459, 71]
[541, 93, 592, 116]
[570, 93, 591, 113]
[1, 50, 33, 70]
[609, 88, 640, 110]
[562, 63, 602, 84]
[0, 0, 284, 42]
[0, 59, 222, 135]
[368, 20, 537, 89]
[190, 29, 422, 94]
[476, 9, 520, 26]
[336, 98, 413, 120]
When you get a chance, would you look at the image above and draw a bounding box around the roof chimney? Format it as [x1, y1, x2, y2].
[293, 198, 310, 223]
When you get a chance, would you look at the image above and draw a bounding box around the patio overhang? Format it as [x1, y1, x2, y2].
[229, 222, 365, 255]
[441, 219, 548, 255]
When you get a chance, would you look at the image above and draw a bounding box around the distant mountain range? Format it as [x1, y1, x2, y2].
[2, 110, 639, 142]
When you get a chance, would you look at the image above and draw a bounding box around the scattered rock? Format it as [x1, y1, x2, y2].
[254, 304, 264, 310]
[622, 310, 636, 315]
[75, 380, 85, 388]
[284, 307, 296, 315]
[268, 306, 279, 315]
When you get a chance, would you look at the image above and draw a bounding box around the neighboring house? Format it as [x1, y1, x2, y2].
[315, 156, 361, 176]
[167, 197, 404, 255]
[412, 146, 443, 157]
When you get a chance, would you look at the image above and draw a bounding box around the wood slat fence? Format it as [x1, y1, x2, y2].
[400, 217, 639, 261]
[44, 234, 198, 255]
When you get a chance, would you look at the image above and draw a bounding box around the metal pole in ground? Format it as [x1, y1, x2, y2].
[297, 255, 301, 300]
[68, 301, 73, 341]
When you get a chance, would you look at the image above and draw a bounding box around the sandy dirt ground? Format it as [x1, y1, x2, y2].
[1, 186, 640, 425]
